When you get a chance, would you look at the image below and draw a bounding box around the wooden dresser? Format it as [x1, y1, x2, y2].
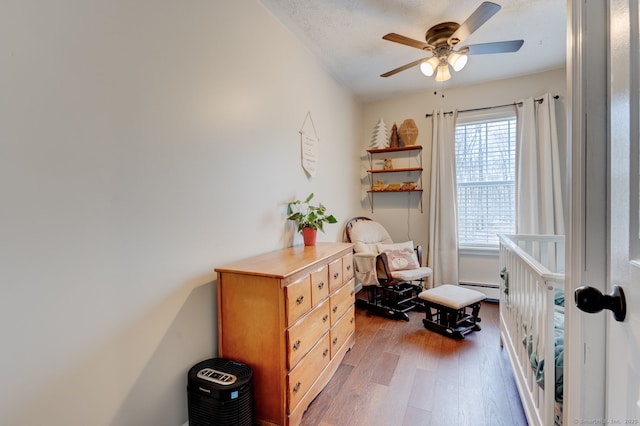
[215, 242, 355, 425]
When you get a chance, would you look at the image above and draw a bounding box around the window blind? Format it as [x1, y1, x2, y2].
[455, 117, 516, 247]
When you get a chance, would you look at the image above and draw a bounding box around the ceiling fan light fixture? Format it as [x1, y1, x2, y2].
[381, 3, 524, 81]
[435, 62, 451, 82]
[447, 50, 468, 72]
[419, 56, 440, 76]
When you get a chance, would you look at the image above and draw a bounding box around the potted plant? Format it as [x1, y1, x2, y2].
[286, 193, 338, 246]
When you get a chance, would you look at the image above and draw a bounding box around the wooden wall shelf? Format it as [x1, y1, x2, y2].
[366, 145, 423, 212]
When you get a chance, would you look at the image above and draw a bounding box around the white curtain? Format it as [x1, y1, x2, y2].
[516, 93, 564, 235]
[428, 110, 459, 287]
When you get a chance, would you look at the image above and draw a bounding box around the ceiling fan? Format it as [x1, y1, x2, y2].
[380, 1, 524, 82]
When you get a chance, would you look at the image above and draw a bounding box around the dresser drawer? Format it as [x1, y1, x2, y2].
[328, 258, 343, 292]
[285, 275, 312, 325]
[287, 333, 331, 413]
[342, 252, 354, 282]
[330, 305, 355, 358]
[329, 278, 354, 325]
[287, 300, 330, 370]
[310, 265, 329, 306]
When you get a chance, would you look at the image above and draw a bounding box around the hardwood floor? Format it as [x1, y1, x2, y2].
[300, 301, 528, 426]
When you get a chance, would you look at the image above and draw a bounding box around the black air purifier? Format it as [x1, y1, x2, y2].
[187, 358, 253, 426]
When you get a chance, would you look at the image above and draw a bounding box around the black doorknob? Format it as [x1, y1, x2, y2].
[574, 285, 626, 322]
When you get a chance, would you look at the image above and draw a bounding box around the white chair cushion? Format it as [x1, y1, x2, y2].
[349, 220, 393, 246]
[391, 266, 432, 282]
[418, 284, 486, 310]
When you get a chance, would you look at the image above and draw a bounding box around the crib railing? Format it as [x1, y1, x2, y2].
[498, 234, 565, 426]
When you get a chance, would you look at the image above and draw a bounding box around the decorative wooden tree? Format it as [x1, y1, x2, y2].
[371, 118, 388, 148]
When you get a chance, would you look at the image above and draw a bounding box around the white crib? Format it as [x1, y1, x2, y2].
[498, 234, 565, 426]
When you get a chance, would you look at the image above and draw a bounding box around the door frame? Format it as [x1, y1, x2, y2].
[566, 0, 608, 423]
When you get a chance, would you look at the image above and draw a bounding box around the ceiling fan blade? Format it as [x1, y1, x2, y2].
[381, 58, 429, 77]
[465, 40, 524, 55]
[448, 1, 501, 46]
[383, 33, 432, 51]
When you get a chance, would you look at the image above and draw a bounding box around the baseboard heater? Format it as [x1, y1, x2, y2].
[459, 282, 499, 302]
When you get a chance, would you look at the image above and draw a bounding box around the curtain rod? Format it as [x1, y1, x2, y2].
[424, 95, 559, 118]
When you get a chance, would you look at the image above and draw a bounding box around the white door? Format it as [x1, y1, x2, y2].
[605, 0, 640, 420]
[567, 0, 608, 422]
[569, 0, 640, 423]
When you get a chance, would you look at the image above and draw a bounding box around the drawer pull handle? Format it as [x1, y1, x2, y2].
[293, 382, 301, 394]
[296, 295, 304, 305]
[346, 265, 351, 271]
[332, 306, 338, 313]
[332, 337, 338, 346]
[350, 290, 354, 296]
[293, 339, 301, 350]
[322, 314, 329, 322]
[350, 317, 355, 324]
[323, 348, 329, 357]
[333, 272, 340, 279]
[317, 281, 325, 290]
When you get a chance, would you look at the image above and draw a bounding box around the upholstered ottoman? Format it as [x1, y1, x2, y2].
[418, 284, 486, 339]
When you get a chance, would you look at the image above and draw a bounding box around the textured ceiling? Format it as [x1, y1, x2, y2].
[260, 0, 566, 102]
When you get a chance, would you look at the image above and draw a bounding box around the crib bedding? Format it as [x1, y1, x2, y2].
[522, 288, 565, 403]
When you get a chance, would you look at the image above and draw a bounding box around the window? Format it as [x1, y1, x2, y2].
[455, 112, 516, 247]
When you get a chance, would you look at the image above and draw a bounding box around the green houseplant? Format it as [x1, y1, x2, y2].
[286, 193, 337, 245]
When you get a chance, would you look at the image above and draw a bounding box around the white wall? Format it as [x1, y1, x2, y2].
[0, 1, 361, 425]
[358, 68, 567, 287]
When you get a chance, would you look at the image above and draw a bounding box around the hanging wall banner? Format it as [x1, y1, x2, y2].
[301, 131, 319, 177]
[300, 112, 319, 178]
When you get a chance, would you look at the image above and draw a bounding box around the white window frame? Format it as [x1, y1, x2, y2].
[455, 106, 517, 252]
